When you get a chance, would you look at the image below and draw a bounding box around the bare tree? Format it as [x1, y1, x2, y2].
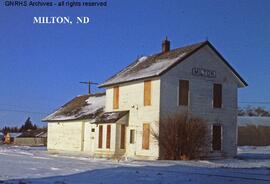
[238, 106, 270, 117]
[152, 112, 209, 160]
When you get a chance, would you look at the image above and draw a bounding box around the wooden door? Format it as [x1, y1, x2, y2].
[120, 125, 125, 149]
[106, 125, 111, 149]
[98, 125, 103, 148]
[142, 123, 150, 150]
[212, 125, 222, 151]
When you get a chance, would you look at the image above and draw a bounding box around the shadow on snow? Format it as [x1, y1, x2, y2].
[1, 163, 270, 184]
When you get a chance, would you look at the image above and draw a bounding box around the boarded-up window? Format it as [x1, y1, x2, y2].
[106, 125, 111, 149]
[113, 86, 119, 109]
[179, 80, 189, 106]
[130, 129, 135, 144]
[98, 125, 103, 149]
[120, 125, 126, 149]
[213, 84, 222, 108]
[212, 125, 222, 151]
[142, 123, 150, 150]
[144, 80, 151, 106]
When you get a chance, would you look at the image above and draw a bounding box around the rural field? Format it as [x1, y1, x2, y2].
[0, 146, 270, 184]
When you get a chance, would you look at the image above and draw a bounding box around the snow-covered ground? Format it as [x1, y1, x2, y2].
[0, 146, 270, 184]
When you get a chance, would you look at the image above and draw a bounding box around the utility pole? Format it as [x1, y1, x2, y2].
[80, 81, 98, 94]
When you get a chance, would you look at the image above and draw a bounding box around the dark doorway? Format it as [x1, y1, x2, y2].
[212, 125, 222, 151]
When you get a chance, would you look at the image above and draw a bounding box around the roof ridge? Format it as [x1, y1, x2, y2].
[99, 41, 207, 87]
[99, 58, 142, 87]
[151, 40, 207, 57]
[99, 40, 246, 88]
[76, 92, 106, 97]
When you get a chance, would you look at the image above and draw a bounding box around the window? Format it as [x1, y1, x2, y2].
[113, 86, 119, 109]
[213, 84, 222, 108]
[98, 125, 103, 149]
[106, 125, 111, 149]
[142, 123, 150, 150]
[91, 128, 95, 132]
[212, 125, 222, 151]
[130, 129, 135, 144]
[144, 80, 151, 106]
[179, 80, 189, 106]
[120, 124, 126, 149]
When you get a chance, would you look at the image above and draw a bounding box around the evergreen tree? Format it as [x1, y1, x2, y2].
[20, 117, 37, 132]
[1, 117, 39, 134]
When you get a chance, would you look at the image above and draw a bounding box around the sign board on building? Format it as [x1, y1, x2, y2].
[192, 67, 216, 78]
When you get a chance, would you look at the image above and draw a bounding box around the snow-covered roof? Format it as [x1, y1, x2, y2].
[9, 133, 21, 138]
[17, 129, 47, 138]
[238, 116, 270, 127]
[92, 111, 129, 124]
[43, 93, 105, 122]
[99, 41, 247, 87]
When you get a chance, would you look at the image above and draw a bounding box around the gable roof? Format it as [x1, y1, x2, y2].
[92, 111, 129, 124]
[43, 93, 105, 122]
[99, 41, 247, 88]
[17, 129, 47, 138]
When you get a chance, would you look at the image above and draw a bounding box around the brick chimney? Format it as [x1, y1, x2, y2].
[162, 37, 170, 53]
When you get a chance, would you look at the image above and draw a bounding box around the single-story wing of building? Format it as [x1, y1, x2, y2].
[43, 93, 129, 157]
[44, 39, 247, 160]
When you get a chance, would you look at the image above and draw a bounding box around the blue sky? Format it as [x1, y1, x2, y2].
[0, 0, 270, 127]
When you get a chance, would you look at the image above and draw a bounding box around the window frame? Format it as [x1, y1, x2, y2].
[178, 80, 189, 106]
[144, 80, 152, 106]
[213, 83, 222, 108]
[129, 129, 135, 144]
[113, 86, 119, 109]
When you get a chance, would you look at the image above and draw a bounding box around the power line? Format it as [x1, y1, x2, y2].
[0, 103, 34, 109]
[0, 101, 269, 116]
[80, 81, 98, 94]
[0, 108, 48, 115]
[239, 102, 270, 105]
[0, 103, 55, 111]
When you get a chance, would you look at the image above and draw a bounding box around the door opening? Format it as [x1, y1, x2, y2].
[212, 125, 222, 151]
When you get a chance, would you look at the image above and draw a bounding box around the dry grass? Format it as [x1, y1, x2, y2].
[238, 125, 270, 146]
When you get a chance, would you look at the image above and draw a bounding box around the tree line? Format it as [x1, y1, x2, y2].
[238, 106, 270, 117]
[0, 117, 44, 134]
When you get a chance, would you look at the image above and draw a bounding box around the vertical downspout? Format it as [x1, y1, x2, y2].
[81, 122, 85, 151]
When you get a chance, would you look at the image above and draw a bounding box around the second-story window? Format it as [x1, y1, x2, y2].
[179, 80, 189, 106]
[144, 80, 152, 106]
[113, 86, 119, 109]
[213, 83, 222, 108]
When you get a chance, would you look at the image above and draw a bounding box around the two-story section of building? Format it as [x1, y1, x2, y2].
[99, 39, 247, 159]
[44, 39, 247, 160]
